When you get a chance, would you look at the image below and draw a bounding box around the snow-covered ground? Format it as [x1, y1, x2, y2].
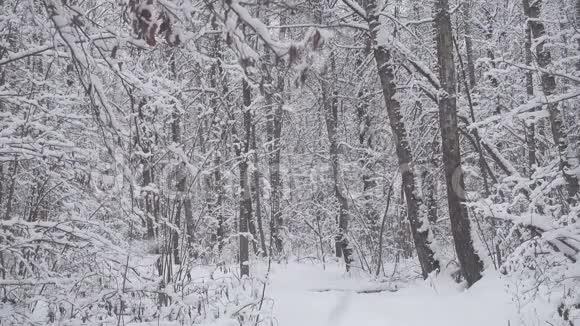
[265, 262, 516, 326]
[125, 260, 553, 326]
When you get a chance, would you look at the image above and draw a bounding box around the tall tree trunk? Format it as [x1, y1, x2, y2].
[357, 90, 376, 193]
[523, 0, 579, 200]
[422, 131, 440, 224]
[365, 0, 439, 279]
[184, 187, 195, 248]
[458, 2, 491, 197]
[207, 17, 225, 252]
[316, 1, 351, 270]
[357, 88, 378, 222]
[142, 159, 155, 239]
[170, 55, 182, 265]
[171, 113, 183, 265]
[357, 86, 380, 264]
[434, 0, 483, 286]
[267, 15, 286, 256]
[211, 151, 225, 252]
[462, 1, 476, 90]
[322, 52, 352, 270]
[251, 124, 268, 257]
[247, 190, 259, 255]
[137, 99, 156, 240]
[523, 2, 537, 175]
[267, 91, 284, 256]
[237, 79, 253, 277]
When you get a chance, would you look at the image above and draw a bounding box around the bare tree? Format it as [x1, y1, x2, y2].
[363, 0, 440, 279]
[523, 0, 580, 201]
[434, 0, 483, 286]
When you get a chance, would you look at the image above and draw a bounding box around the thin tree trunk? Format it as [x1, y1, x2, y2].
[322, 51, 352, 271]
[247, 193, 259, 255]
[458, 3, 491, 197]
[237, 79, 253, 277]
[207, 19, 225, 252]
[365, 0, 439, 279]
[251, 124, 268, 257]
[575, 0, 580, 70]
[463, 1, 476, 90]
[422, 133, 440, 224]
[143, 157, 155, 239]
[170, 55, 182, 265]
[3, 158, 18, 221]
[143, 169, 155, 240]
[135, 98, 156, 240]
[434, 0, 483, 286]
[171, 124, 182, 265]
[212, 152, 225, 252]
[267, 15, 286, 256]
[357, 86, 380, 265]
[0, 164, 3, 211]
[523, 0, 580, 200]
[453, 37, 491, 197]
[524, 11, 537, 175]
[357, 88, 379, 224]
[316, 1, 351, 269]
[376, 184, 393, 276]
[184, 187, 195, 247]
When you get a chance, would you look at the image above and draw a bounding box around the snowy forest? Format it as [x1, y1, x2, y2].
[1, 0, 580, 324]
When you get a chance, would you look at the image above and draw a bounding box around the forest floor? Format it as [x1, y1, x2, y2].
[264, 261, 517, 326]
[126, 259, 546, 326]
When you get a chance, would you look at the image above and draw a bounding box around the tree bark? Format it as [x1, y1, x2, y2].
[237, 79, 253, 277]
[357, 88, 379, 223]
[267, 15, 286, 256]
[357, 86, 380, 264]
[136, 99, 156, 240]
[522, 4, 537, 175]
[434, 0, 483, 286]
[365, 0, 439, 279]
[462, 1, 476, 89]
[322, 53, 352, 270]
[251, 124, 268, 257]
[523, 0, 579, 200]
[171, 112, 183, 265]
[170, 56, 182, 265]
[207, 19, 225, 252]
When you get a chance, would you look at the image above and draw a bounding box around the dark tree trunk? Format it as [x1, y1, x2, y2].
[211, 151, 225, 252]
[267, 16, 286, 256]
[184, 188, 195, 248]
[365, 0, 439, 279]
[171, 111, 182, 265]
[422, 133, 440, 224]
[457, 4, 491, 197]
[462, 1, 476, 90]
[237, 79, 253, 277]
[322, 57, 352, 270]
[251, 124, 268, 257]
[267, 98, 284, 255]
[170, 56, 182, 265]
[434, 0, 483, 286]
[357, 86, 380, 265]
[523, 12, 537, 175]
[357, 88, 379, 226]
[207, 21, 225, 252]
[524, 0, 579, 200]
[138, 110, 156, 240]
